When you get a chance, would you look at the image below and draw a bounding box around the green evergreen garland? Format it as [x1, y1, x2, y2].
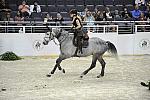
[0, 51, 22, 61]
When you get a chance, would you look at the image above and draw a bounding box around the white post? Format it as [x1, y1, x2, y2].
[23, 26, 25, 33]
[104, 26, 106, 34]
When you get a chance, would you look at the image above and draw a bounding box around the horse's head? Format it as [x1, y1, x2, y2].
[43, 28, 62, 45]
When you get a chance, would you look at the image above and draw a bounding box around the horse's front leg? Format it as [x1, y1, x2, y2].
[80, 55, 98, 78]
[47, 56, 65, 77]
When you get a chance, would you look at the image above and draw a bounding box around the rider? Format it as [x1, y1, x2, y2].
[69, 9, 84, 56]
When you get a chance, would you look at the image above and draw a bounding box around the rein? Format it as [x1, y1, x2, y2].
[45, 25, 69, 45]
[55, 31, 69, 45]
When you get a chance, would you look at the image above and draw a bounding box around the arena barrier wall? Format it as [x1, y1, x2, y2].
[0, 25, 150, 56]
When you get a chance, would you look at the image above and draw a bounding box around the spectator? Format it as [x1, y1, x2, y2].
[131, 5, 142, 20]
[94, 7, 98, 14]
[121, 7, 131, 20]
[147, 1, 150, 10]
[84, 10, 95, 32]
[139, 12, 147, 31]
[147, 1, 150, 6]
[15, 11, 24, 25]
[145, 6, 150, 20]
[135, 0, 146, 6]
[93, 7, 98, 17]
[44, 13, 53, 22]
[80, 7, 89, 20]
[140, 12, 146, 22]
[29, 1, 41, 15]
[3, 12, 13, 21]
[43, 13, 54, 25]
[103, 7, 113, 20]
[95, 10, 104, 22]
[54, 13, 64, 25]
[15, 11, 24, 21]
[18, 0, 30, 17]
[0, 0, 11, 21]
[113, 10, 121, 20]
[94, 10, 104, 32]
[3, 12, 15, 33]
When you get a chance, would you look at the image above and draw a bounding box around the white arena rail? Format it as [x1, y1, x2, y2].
[0, 24, 150, 56]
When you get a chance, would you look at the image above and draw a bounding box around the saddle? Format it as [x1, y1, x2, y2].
[73, 32, 89, 48]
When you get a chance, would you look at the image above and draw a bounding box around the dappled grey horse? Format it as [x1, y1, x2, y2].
[43, 28, 118, 78]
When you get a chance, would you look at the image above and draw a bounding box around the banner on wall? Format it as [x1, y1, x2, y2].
[134, 33, 150, 55]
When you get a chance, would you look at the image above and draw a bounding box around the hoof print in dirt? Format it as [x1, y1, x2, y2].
[62, 69, 65, 73]
[1, 88, 6, 91]
[141, 81, 150, 90]
[46, 74, 51, 77]
[141, 82, 148, 87]
[80, 75, 83, 78]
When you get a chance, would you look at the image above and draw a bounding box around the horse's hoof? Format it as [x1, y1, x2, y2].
[97, 75, 104, 78]
[97, 75, 100, 78]
[46, 74, 51, 77]
[141, 82, 148, 87]
[101, 74, 104, 77]
[62, 69, 65, 73]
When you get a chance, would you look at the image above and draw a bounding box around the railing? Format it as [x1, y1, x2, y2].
[0, 25, 118, 34]
[0, 21, 150, 34]
[135, 25, 150, 33]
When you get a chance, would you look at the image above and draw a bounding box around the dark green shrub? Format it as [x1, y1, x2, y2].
[0, 51, 22, 61]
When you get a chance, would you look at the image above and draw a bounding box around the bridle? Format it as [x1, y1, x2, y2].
[45, 26, 69, 45]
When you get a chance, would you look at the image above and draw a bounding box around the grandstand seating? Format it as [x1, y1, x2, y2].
[104, 0, 114, 5]
[9, 4, 18, 11]
[48, 5, 57, 12]
[4, 0, 141, 22]
[65, 0, 75, 5]
[41, 5, 49, 12]
[57, 5, 67, 12]
[66, 5, 76, 12]
[114, 0, 124, 5]
[76, 5, 85, 12]
[96, 5, 105, 11]
[86, 5, 95, 12]
[75, 0, 85, 5]
[85, 0, 95, 5]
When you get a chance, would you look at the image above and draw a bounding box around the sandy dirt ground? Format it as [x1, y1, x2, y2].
[0, 55, 150, 100]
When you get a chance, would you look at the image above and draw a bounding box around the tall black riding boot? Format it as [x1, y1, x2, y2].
[77, 36, 83, 54]
[74, 47, 79, 57]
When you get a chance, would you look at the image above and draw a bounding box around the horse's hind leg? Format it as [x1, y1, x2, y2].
[97, 56, 106, 78]
[47, 56, 65, 77]
[80, 55, 98, 78]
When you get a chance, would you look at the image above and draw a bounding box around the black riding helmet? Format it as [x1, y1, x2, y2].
[69, 9, 77, 15]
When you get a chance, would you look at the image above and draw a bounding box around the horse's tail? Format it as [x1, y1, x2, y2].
[106, 41, 118, 58]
